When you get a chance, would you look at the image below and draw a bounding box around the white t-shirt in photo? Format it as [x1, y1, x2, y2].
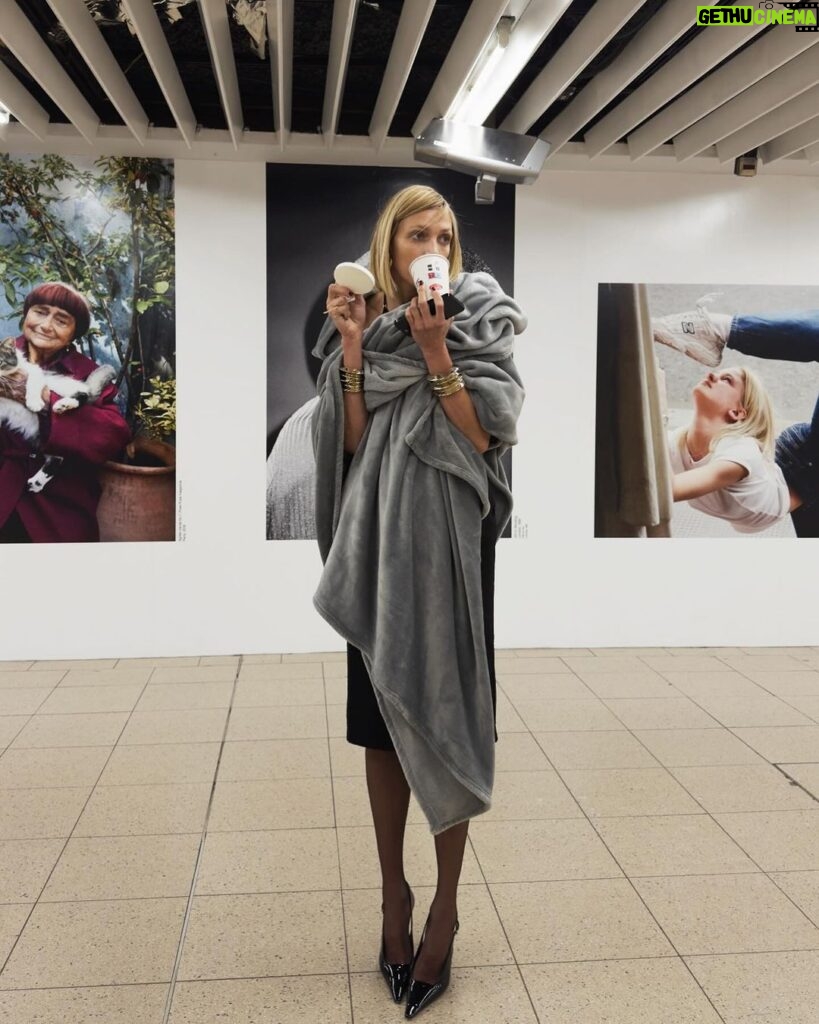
[668, 431, 790, 533]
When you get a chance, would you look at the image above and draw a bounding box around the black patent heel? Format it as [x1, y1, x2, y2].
[404, 916, 459, 1019]
[379, 881, 415, 1003]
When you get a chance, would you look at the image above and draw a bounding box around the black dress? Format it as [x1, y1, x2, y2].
[346, 507, 499, 750]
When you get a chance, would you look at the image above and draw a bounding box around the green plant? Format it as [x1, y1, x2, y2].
[134, 376, 176, 442]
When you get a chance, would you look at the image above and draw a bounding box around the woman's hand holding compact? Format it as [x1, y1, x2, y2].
[326, 283, 366, 348]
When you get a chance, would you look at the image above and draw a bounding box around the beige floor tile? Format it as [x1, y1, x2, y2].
[692, 695, 813, 729]
[499, 674, 594, 701]
[490, 878, 673, 963]
[178, 891, 345, 980]
[533, 731, 659, 770]
[642, 656, 735, 675]
[0, 898, 186, 989]
[513, 647, 592, 657]
[349, 966, 537, 1024]
[226, 706, 328, 741]
[0, 717, 28, 749]
[98, 743, 221, 786]
[635, 873, 819, 955]
[233, 678, 325, 707]
[219, 738, 331, 781]
[282, 651, 345, 662]
[779, 762, 819, 798]
[513, 699, 624, 732]
[786, 696, 819, 722]
[116, 657, 200, 669]
[328, 737, 365, 776]
[0, 671, 63, 690]
[662, 671, 765, 699]
[664, 648, 739, 658]
[740, 648, 819, 659]
[0, 787, 90, 840]
[633, 729, 764, 767]
[169, 976, 350, 1024]
[741, 671, 819, 696]
[521, 958, 723, 1024]
[670, 764, 817, 813]
[337, 824, 482, 889]
[207, 778, 334, 831]
[41, 834, 201, 901]
[119, 708, 228, 746]
[714, 810, 819, 871]
[559, 768, 703, 817]
[238, 663, 323, 682]
[11, 713, 128, 749]
[0, 661, 33, 671]
[343, 883, 514, 973]
[239, 654, 283, 664]
[58, 668, 152, 688]
[495, 732, 552, 772]
[720, 655, 809, 674]
[73, 783, 211, 837]
[0, 983, 169, 1024]
[326, 704, 346, 738]
[731, 726, 819, 763]
[322, 660, 346, 679]
[495, 693, 527, 733]
[481, 770, 583, 821]
[0, 839, 64, 903]
[579, 673, 679, 700]
[492, 657, 571, 675]
[593, 815, 757, 878]
[0, 903, 32, 965]
[199, 656, 241, 668]
[470, 818, 622, 883]
[0, 746, 111, 789]
[0, 690, 52, 716]
[135, 683, 234, 712]
[32, 660, 117, 671]
[149, 667, 237, 686]
[685, 949, 819, 1024]
[604, 698, 720, 731]
[195, 828, 339, 895]
[593, 648, 668, 657]
[564, 657, 653, 675]
[323, 676, 346, 704]
[36, 686, 144, 716]
[770, 871, 819, 926]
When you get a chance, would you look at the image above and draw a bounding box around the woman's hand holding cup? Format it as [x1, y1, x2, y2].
[407, 281, 452, 355]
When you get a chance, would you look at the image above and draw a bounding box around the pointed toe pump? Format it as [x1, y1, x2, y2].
[404, 917, 459, 1020]
[379, 882, 415, 1004]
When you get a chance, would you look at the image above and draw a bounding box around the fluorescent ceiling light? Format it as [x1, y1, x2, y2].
[447, 16, 514, 124]
[0, 103, 10, 125]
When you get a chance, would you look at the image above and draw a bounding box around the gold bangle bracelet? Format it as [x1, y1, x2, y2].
[340, 366, 364, 394]
[427, 366, 464, 398]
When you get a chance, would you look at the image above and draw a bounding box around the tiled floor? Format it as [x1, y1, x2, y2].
[1, 647, 818, 1023]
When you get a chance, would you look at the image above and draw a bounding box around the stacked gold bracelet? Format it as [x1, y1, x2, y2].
[340, 366, 364, 393]
[427, 366, 464, 398]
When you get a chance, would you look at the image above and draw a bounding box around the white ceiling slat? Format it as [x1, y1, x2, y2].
[805, 142, 819, 164]
[45, 0, 149, 144]
[455, 0, 574, 128]
[628, 32, 819, 160]
[199, 0, 244, 150]
[119, 0, 196, 147]
[411, 0, 507, 138]
[500, 0, 643, 136]
[674, 45, 819, 162]
[369, 0, 435, 150]
[761, 113, 819, 166]
[0, 0, 99, 143]
[584, 5, 763, 159]
[534, 0, 700, 158]
[716, 84, 819, 164]
[0, 61, 49, 140]
[267, 0, 293, 147]
[322, 0, 359, 144]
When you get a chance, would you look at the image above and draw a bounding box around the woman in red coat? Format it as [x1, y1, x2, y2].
[0, 282, 131, 543]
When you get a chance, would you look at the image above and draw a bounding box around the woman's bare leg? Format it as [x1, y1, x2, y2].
[365, 748, 413, 962]
[411, 820, 468, 983]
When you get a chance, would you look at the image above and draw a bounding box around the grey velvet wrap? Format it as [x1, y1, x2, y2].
[311, 272, 525, 834]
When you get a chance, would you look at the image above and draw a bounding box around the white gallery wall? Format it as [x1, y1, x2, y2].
[1, 160, 818, 658]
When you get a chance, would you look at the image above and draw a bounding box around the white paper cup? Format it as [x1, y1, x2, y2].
[409, 253, 450, 296]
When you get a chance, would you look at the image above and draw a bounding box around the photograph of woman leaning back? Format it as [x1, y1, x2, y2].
[312, 185, 526, 1018]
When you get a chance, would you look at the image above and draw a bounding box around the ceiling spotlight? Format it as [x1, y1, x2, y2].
[0, 104, 10, 126]
[734, 150, 759, 177]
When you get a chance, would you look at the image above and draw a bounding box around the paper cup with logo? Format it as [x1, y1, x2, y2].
[409, 253, 450, 296]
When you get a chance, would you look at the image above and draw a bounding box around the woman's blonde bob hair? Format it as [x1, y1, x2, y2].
[681, 366, 777, 460]
[369, 186, 463, 300]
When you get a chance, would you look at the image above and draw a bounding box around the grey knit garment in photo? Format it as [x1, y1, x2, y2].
[312, 272, 525, 833]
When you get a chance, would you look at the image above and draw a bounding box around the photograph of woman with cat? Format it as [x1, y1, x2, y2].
[0, 281, 130, 543]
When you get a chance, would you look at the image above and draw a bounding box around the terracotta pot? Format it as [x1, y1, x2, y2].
[96, 437, 176, 542]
